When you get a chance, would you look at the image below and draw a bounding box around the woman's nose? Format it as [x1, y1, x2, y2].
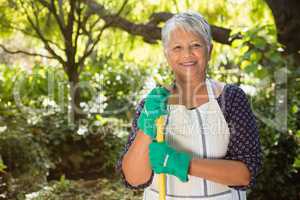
[182, 46, 193, 57]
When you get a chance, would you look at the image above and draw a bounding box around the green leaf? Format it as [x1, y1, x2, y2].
[252, 37, 267, 50]
[95, 114, 102, 120]
[250, 51, 263, 62]
[0, 159, 7, 172]
[269, 51, 282, 63]
[240, 45, 250, 55]
[293, 154, 300, 168]
[255, 68, 269, 79]
[296, 130, 300, 138]
[244, 64, 257, 74]
[241, 60, 251, 69]
[292, 105, 298, 114]
[231, 39, 244, 48]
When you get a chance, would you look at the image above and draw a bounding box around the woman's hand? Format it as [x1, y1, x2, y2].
[149, 141, 250, 186]
[137, 87, 170, 139]
[149, 141, 192, 182]
[122, 131, 153, 186]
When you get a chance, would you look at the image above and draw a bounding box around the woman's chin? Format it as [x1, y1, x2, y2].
[180, 63, 197, 68]
[177, 64, 199, 73]
[176, 71, 203, 80]
[173, 66, 205, 79]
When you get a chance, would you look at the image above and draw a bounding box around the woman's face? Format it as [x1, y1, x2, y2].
[164, 27, 210, 82]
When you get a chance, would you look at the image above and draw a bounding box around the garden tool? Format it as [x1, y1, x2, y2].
[155, 116, 166, 200]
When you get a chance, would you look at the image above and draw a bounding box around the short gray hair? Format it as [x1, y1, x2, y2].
[162, 11, 212, 51]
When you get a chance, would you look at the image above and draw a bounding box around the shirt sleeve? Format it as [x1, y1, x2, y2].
[223, 85, 262, 190]
[115, 99, 154, 189]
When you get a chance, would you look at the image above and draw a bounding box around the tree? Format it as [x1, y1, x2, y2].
[0, 0, 128, 122]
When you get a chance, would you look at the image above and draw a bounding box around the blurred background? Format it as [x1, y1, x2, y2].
[0, 0, 299, 199]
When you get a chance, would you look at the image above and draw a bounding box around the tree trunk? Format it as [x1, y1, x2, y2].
[265, 0, 300, 132]
[265, 0, 300, 55]
[68, 69, 82, 124]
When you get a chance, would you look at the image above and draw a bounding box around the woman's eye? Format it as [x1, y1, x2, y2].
[192, 43, 203, 48]
[173, 46, 182, 51]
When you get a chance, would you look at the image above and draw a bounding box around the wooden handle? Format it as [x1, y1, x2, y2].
[156, 116, 166, 200]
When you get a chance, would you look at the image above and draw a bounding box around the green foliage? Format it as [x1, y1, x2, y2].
[211, 25, 300, 200]
[24, 178, 143, 200]
[0, 157, 6, 172]
[249, 79, 299, 200]
[0, 63, 140, 198]
[56, 175, 72, 192]
[0, 127, 52, 198]
[0, 131, 51, 178]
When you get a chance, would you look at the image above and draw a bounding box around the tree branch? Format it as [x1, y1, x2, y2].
[77, 0, 129, 73]
[58, 0, 65, 26]
[1, 23, 64, 52]
[115, 0, 129, 17]
[22, 2, 66, 66]
[64, 0, 76, 70]
[38, 0, 66, 33]
[0, 44, 54, 59]
[83, 0, 236, 45]
[78, 25, 107, 73]
[74, 1, 83, 55]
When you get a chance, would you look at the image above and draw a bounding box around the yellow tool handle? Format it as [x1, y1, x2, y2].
[156, 116, 166, 200]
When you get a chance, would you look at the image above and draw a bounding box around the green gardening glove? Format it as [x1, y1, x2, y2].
[137, 87, 170, 139]
[149, 141, 192, 182]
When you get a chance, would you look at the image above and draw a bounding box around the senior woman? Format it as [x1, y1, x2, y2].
[117, 11, 261, 200]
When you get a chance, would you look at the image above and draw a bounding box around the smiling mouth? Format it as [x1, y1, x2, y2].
[180, 61, 197, 67]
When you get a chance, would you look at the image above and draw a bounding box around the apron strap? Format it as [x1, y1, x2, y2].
[206, 79, 215, 101]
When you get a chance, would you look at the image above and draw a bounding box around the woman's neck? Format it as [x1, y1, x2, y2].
[172, 77, 208, 108]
